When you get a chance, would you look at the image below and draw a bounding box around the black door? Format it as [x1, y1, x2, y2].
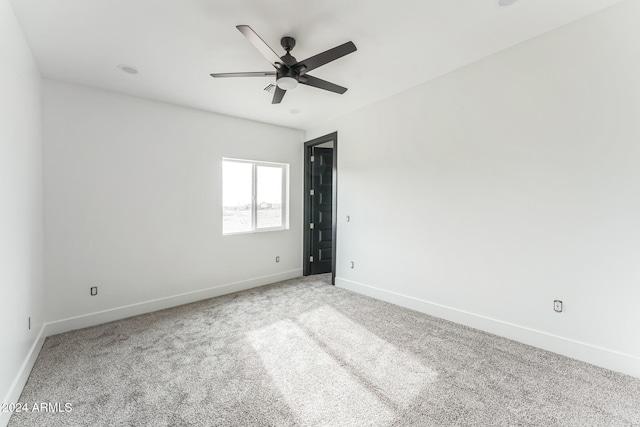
[310, 147, 333, 274]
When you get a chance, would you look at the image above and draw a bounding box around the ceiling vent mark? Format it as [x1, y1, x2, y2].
[263, 83, 276, 94]
[117, 64, 139, 74]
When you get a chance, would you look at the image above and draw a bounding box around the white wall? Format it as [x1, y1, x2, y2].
[43, 81, 304, 328]
[307, 0, 640, 378]
[0, 0, 44, 417]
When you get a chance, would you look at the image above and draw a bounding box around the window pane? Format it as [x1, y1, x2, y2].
[257, 166, 283, 229]
[222, 161, 253, 234]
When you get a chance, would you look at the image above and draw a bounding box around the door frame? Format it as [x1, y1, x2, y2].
[303, 132, 338, 285]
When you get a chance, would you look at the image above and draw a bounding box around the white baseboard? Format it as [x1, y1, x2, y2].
[44, 269, 302, 337]
[336, 277, 640, 379]
[0, 326, 46, 427]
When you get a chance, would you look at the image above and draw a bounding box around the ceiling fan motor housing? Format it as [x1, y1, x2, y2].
[277, 68, 297, 80]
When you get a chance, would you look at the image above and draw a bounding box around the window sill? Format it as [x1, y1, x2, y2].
[223, 227, 289, 236]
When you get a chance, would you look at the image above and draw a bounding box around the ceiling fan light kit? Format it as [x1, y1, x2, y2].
[210, 25, 357, 104]
[276, 76, 298, 90]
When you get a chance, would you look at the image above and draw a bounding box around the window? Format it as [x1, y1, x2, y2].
[222, 158, 289, 234]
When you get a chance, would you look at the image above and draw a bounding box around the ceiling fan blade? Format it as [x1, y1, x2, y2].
[293, 41, 356, 75]
[299, 75, 348, 94]
[236, 25, 284, 68]
[210, 71, 276, 78]
[272, 86, 286, 104]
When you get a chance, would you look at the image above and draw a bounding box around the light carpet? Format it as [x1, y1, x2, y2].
[8, 274, 640, 426]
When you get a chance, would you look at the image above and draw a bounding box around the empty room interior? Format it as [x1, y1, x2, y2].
[2, 0, 640, 425]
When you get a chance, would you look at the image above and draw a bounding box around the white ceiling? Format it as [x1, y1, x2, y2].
[10, 0, 626, 130]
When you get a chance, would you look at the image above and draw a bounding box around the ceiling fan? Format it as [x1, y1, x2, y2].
[210, 25, 357, 104]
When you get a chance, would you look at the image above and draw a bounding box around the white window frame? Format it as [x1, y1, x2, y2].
[222, 157, 289, 235]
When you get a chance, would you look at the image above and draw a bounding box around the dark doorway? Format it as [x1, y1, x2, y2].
[303, 132, 337, 285]
[310, 147, 333, 275]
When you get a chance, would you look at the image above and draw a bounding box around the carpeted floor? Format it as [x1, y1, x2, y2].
[9, 274, 640, 426]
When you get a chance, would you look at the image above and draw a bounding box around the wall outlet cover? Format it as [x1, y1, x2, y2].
[554, 300, 563, 312]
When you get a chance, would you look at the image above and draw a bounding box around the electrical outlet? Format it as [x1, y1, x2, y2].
[350, 261, 355, 269]
[346, 215, 350, 222]
[554, 300, 563, 313]
[275, 256, 280, 263]
[28, 316, 31, 330]
[90, 286, 98, 296]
